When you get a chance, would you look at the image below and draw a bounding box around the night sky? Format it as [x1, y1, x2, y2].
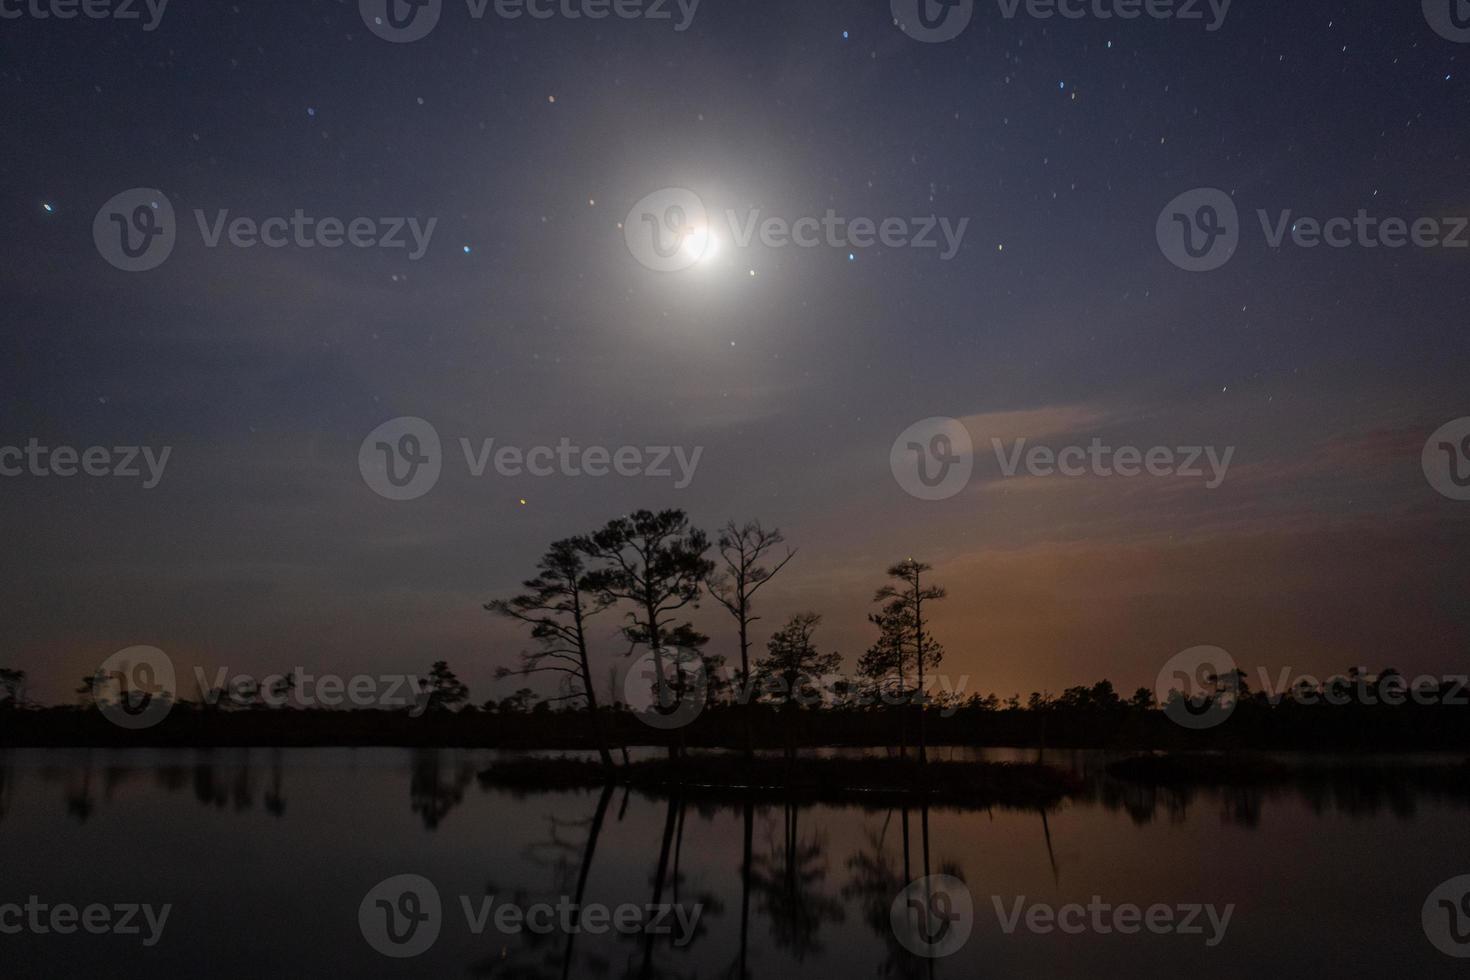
[3, 0, 1468, 706]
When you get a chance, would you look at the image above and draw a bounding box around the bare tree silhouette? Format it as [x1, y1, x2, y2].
[489, 538, 618, 769]
[709, 521, 796, 758]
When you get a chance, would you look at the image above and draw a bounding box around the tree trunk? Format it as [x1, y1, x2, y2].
[560, 783, 613, 980]
[739, 604, 754, 760]
[573, 601, 614, 771]
[915, 587, 928, 770]
[644, 595, 679, 763]
[897, 662, 909, 761]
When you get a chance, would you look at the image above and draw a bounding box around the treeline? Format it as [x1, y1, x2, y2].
[3, 509, 1469, 754]
[5, 662, 1470, 753]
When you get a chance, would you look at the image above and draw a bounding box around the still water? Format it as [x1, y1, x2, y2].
[0, 747, 1465, 978]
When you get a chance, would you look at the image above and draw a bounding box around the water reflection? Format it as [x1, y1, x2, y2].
[19, 748, 294, 824]
[409, 748, 476, 830]
[1, 749, 1466, 977]
[844, 807, 967, 979]
[7, 748, 1469, 831]
[751, 801, 844, 961]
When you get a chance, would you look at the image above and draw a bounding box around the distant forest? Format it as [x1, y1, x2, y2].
[2, 510, 1467, 752]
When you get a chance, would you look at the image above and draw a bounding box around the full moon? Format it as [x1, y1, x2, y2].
[683, 223, 719, 264]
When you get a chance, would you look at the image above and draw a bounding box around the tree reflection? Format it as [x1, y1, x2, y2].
[409, 748, 475, 830]
[749, 801, 844, 962]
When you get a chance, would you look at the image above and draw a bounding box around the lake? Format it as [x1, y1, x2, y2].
[1, 747, 1466, 977]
